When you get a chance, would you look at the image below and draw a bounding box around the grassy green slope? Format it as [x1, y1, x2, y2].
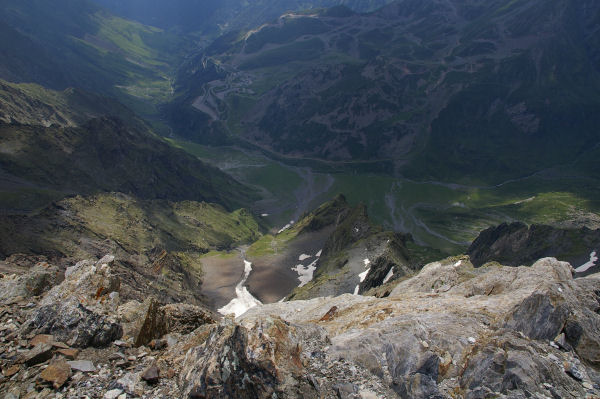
[0, 192, 263, 305]
[0, 0, 189, 119]
[171, 142, 600, 255]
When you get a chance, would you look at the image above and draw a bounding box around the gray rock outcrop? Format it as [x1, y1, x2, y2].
[24, 255, 123, 348]
[228, 257, 600, 398]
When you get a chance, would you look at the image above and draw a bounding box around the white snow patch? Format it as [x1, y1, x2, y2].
[513, 196, 535, 205]
[359, 268, 371, 283]
[261, 213, 269, 217]
[292, 258, 318, 287]
[576, 251, 598, 273]
[453, 260, 462, 267]
[382, 268, 394, 284]
[277, 220, 295, 234]
[315, 250, 322, 257]
[299, 254, 311, 261]
[354, 267, 371, 296]
[363, 258, 371, 267]
[218, 260, 262, 318]
[468, 337, 477, 344]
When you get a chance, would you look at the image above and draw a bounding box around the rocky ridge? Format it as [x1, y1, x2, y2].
[2, 252, 600, 398]
[468, 222, 600, 274]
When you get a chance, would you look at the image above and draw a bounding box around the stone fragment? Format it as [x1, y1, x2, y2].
[564, 361, 584, 381]
[141, 365, 160, 384]
[554, 332, 572, 351]
[2, 364, 20, 377]
[29, 334, 54, 347]
[149, 339, 167, 351]
[117, 371, 141, 393]
[103, 389, 123, 399]
[133, 298, 161, 347]
[67, 360, 96, 373]
[23, 343, 53, 366]
[56, 348, 79, 360]
[334, 382, 357, 399]
[359, 389, 379, 399]
[320, 306, 339, 321]
[40, 360, 71, 389]
[52, 341, 70, 349]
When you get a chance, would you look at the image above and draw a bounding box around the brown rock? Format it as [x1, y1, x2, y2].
[2, 364, 20, 377]
[23, 343, 54, 366]
[320, 306, 339, 321]
[52, 341, 70, 349]
[134, 298, 161, 347]
[166, 368, 176, 379]
[56, 348, 79, 360]
[40, 360, 71, 389]
[149, 339, 167, 351]
[141, 364, 160, 384]
[29, 334, 54, 347]
[159, 303, 215, 335]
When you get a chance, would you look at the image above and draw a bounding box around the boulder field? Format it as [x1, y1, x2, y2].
[1, 254, 599, 398]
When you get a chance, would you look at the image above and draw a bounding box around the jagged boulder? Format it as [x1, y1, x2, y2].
[27, 298, 122, 348]
[120, 299, 216, 347]
[180, 317, 314, 398]
[24, 254, 123, 348]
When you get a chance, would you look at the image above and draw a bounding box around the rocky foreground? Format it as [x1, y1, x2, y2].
[1, 254, 600, 398]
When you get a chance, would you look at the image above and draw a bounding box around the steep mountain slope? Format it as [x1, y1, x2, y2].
[0, 81, 263, 311]
[171, 0, 600, 184]
[0, 192, 261, 306]
[0, 81, 256, 212]
[90, 0, 395, 33]
[468, 222, 600, 273]
[0, 0, 187, 114]
[240, 195, 442, 303]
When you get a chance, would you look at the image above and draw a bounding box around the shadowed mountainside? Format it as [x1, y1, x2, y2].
[170, 0, 600, 184]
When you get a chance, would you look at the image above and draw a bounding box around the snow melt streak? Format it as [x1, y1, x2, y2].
[354, 266, 371, 295]
[382, 268, 394, 284]
[576, 251, 598, 273]
[218, 260, 262, 317]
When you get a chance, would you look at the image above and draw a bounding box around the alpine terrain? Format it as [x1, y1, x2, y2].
[0, 0, 599, 398]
